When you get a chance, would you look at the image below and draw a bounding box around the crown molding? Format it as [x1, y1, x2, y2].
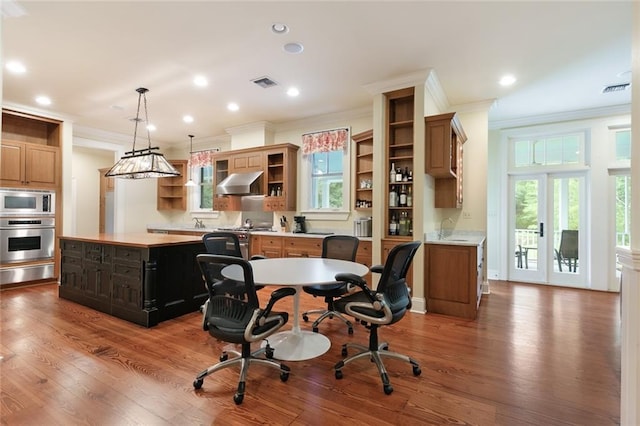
[363, 69, 433, 95]
[424, 70, 450, 112]
[225, 121, 276, 136]
[274, 105, 372, 132]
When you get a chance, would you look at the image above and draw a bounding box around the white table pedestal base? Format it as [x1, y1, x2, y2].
[262, 330, 330, 361]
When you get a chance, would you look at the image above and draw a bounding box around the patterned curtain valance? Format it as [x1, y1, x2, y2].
[190, 150, 216, 168]
[302, 128, 349, 156]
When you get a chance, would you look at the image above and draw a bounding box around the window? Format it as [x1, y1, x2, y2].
[310, 150, 344, 209]
[615, 129, 631, 161]
[301, 128, 350, 216]
[188, 149, 217, 213]
[512, 133, 583, 168]
[615, 174, 631, 248]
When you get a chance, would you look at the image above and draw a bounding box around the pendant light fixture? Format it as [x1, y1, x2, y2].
[105, 87, 181, 179]
[185, 134, 196, 187]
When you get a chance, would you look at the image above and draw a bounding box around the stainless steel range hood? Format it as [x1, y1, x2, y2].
[216, 171, 263, 195]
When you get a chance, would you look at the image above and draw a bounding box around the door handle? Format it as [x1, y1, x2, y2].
[533, 222, 544, 237]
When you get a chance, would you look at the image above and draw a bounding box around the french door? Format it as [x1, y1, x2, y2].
[509, 172, 587, 287]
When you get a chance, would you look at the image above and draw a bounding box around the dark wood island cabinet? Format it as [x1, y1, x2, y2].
[59, 233, 207, 327]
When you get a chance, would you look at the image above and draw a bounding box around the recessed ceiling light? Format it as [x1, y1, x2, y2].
[227, 103, 239, 112]
[287, 87, 300, 97]
[35, 96, 51, 106]
[183, 115, 194, 123]
[271, 23, 289, 34]
[283, 42, 304, 54]
[6, 60, 26, 74]
[499, 74, 516, 86]
[193, 75, 208, 87]
[146, 124, 156, 132]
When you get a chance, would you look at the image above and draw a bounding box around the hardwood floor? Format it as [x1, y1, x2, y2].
[1, 281, 620, 425]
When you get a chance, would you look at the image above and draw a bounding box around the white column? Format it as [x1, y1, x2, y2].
[619, 3, 640, 424]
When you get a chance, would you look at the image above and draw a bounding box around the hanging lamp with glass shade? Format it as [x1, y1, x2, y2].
[105, 87, 181, 179]
[185, 134, 197, 187]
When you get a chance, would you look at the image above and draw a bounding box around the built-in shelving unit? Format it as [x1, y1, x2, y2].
[384, 87, 414, 240]
[157, 160, 188, 210]
[353, 129, 373, 210]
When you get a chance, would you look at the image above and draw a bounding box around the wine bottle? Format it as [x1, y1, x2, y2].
[406, 185, 413, 207]
[389, 185, 398, 207]
[395, 167, 403, 182]
[390, 162, 395, 183]
[403, 167, 409, 182]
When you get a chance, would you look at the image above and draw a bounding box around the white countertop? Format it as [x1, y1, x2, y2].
[424, 231, 486, 246]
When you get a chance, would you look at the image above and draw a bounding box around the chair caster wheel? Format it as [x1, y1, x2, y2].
[341, 347, 348, 357]
[233, 393, 244, 404]
[265, 346, 274, 359]
[348, 327, 353, 335]
[220, 352, 228, 362]
[280, 371, 289, 382]
[413, 366, 422, 376]
[302, 314, 309, 322]
[193, 379, 203, 389]
[383, 384, 393, 395]
[335, 370, 343, 379]
[312, 327, 318, 333]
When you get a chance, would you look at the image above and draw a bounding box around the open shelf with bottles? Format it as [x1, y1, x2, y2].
[353, 129, 373, 210]
[385, 87, 414, 239]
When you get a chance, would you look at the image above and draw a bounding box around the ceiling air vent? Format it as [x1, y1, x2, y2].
[251, 76, 278, 88]
[602, 83, 630, 94]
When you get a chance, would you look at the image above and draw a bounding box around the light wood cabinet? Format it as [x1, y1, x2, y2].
[0, 140, 59, 188]
[230, 151, 264, 174]
[424, 242, 483, 319]
[283, 237, 323, 258]
[384, 87, 414, 240]
[353, 129, 373, 210]
[251, 235, 284, 258]
[263, 144, 298, 211]
[1, 109, 61, 189]
[157, 160, 188, 210]
[425, 112, 467, 208]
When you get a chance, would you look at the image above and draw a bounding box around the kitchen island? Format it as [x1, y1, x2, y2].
[59, 233, 207, 327]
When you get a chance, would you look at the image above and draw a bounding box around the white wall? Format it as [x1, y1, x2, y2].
[71, 146, 112, 234]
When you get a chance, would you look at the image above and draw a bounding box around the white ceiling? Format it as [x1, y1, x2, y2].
[2, 1, 633, 148]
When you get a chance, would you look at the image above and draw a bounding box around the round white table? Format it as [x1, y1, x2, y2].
[222, 257, 369, 361]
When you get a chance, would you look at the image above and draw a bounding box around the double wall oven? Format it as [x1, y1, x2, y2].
[0, 189, 56, 285]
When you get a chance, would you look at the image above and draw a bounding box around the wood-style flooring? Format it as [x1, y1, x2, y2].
[0, 281, 620, 425]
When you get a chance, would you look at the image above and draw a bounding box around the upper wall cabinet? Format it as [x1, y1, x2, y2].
[1, 110, 61, 189]
[425, 112, 467, 208]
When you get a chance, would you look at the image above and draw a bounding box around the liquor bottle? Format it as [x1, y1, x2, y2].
[389, 185, 398, 207]
[399, 211, 409, 236]
[389, 214, 398, 235]
[399, 185, 407, 207]
[403, 167, 409, 182]
[406, 185, 413, 207]
[396, 167, 403, 182]
[389, 213, 398, 236]
[390, 162, 396, 183]
[408, 170, 413, 181]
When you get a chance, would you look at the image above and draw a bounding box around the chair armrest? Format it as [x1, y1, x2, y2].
[334, 272, 377, 304]
[369, 264, 384, 274]
[258, 287, 296, 325]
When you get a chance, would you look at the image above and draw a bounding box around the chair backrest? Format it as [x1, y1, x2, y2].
[322, 235, 359, 261]
[377, 241, 421, 319]
[202, 232, 242, 257]
[559, 230, 579, 259]
[196, 253, 259, 308]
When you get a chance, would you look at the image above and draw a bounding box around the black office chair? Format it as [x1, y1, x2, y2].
[555, 229, 579, 272]
[333, 240, 422, 395]
[193, 254, 295, 404]
[200, 232, 265, 329]
[301, 235, 360, 334]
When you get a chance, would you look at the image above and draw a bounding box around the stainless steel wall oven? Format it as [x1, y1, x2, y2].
[0, 189, 56, 285]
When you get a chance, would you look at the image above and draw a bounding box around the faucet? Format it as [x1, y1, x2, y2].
[439, 217, 454, 240]
[193, 217, 205, 229]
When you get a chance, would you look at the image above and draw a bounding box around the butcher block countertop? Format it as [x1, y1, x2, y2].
[59, 233, 203, 248]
